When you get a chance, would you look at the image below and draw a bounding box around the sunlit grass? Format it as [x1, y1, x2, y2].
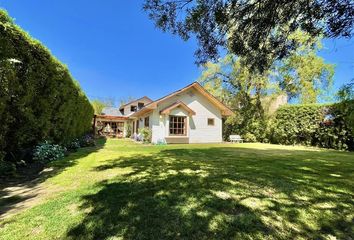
[0, 139, 353, 240]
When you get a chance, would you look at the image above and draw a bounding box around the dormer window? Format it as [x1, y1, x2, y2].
[131, 105, 137, 112]
[138, 102, 144, 110]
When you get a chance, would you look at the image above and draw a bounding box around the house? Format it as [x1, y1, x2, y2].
[93, 82, 233, 143]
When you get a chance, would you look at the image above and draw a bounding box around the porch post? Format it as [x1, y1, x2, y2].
[93, 115, 97, 135]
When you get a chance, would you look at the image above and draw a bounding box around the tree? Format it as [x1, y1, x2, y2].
[199, 55, 273, 141]
[91, 99, 107, 115]
[276, 31, 334, 103]
[337, 79, 354, 101]
[198, 32, 334, 140]
[119, 96, 136, 106]
[143, 0, 354, 71]
[91, 98, 116, 115]
[337, 79, 354, 133]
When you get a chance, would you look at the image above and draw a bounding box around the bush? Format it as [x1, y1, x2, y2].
[125, 124, 132, 138]
[0, 10, 94, 164]
[0, 160, 16, 177]
[139, 127, 152, 143]
[33, 141, 67, 163]
[66, 139, 81, 151]
[271, 102, 354, 150]
[79, 134, 96, 147]
[243, 133, 257, 142]
[223, 109, 269, 143]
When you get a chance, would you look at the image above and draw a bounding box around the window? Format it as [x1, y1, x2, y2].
[130, 105, 137, 112]
[169, 116, 187, 135]
[138, 102, 144, 110]
[144, 116, 149, 127]
[207, 118, 215, 126]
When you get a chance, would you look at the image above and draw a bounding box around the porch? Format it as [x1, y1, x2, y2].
[93, 115, 131, 138]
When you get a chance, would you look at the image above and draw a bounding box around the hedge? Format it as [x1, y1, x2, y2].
[0, 10, 93, 163]
[271, 101, 354, 150]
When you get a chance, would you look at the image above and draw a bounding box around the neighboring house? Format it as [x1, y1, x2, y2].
[93, 82, 233, 143]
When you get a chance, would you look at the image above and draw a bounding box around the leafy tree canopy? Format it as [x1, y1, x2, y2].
[91, 98, 117, 115]
[276, 30, 334, 103]
[143, 0, 354, 71]
[337, 79, 354, 101]
[91, 100, 107, 115]
[199, 31, 334, 105]
[198, 32, 334, 140]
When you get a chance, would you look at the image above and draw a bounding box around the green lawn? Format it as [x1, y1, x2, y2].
[0, 139, 353, 240]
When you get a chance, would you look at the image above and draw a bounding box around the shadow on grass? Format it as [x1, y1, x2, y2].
[67, 146, 354, 239]
[0, 138, 107, 219]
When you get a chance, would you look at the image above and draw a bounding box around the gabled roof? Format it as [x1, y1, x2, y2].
[95, 115, 128, 120]
[131, 82, 233, 117]
[160, 101, 196, 116]
[101, 107, 123, 116]
[119, 96, 153, 110]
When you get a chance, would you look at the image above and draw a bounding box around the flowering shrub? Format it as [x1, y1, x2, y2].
[33, 141, 67, 163]
[139, 128, 152, 143]
[67, 139, 81, 151]
[80, 134, 96, 147]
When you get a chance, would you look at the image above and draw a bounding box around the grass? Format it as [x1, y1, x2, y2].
[0, 139, 353, 240]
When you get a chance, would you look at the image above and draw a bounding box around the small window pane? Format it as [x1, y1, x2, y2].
[207, 118, 215, 126]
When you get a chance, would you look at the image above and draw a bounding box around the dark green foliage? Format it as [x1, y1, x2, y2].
[337, 79, 354, 101]
[66, 139, 81, 152]
[223, 101, 269, 143]
[0, 10, 93, 164]
[32, 141, 67, 163]
[271, 102, 354, 150]
[79, 134, 96, 147]
[0, 160, 16, 177]
[143, 0, 354, 71]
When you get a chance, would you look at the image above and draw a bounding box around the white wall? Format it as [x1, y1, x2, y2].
[122, 97, 152, 116]
[150, 88, 222, 143]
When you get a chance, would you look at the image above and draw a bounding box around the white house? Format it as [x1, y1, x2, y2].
[94, 82, 233, 143]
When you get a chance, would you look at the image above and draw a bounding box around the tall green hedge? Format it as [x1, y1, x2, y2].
[0, 10, 93, 162]
[271, 101, 354, 150]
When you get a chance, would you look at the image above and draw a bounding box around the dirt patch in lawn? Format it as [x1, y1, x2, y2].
[0, 166, 64, 221]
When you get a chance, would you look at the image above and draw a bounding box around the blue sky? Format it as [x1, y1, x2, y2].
[1, 0, 353, 104]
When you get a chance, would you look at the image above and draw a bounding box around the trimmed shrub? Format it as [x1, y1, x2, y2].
[33, 141, 67, 163]
[0, 10, 93, 165]
[271, 101, 354, 150]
